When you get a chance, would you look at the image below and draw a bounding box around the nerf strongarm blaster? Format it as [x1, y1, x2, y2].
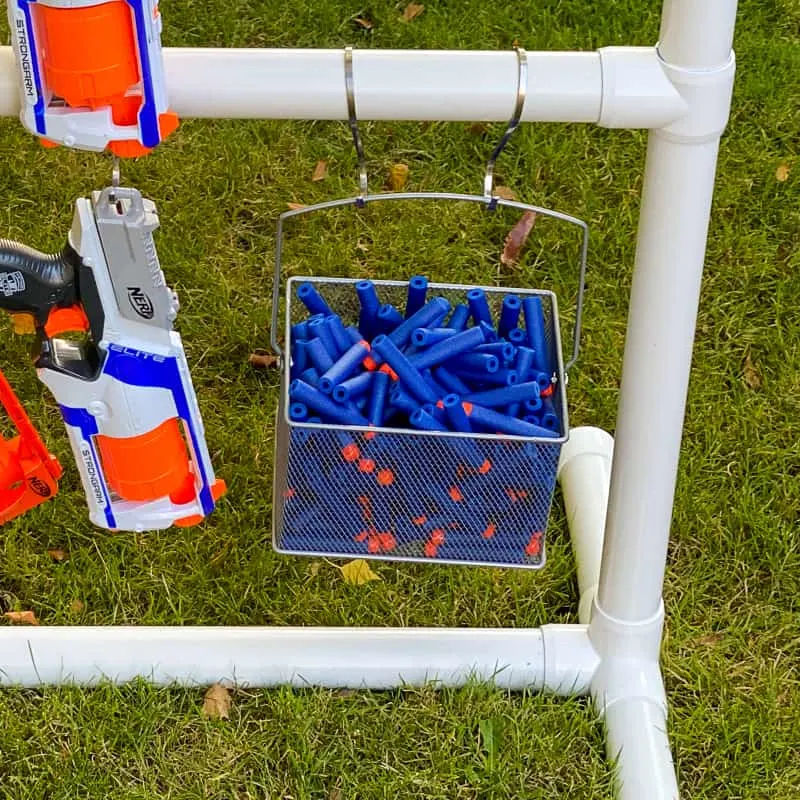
[7, 0, 178, 156]
[0, 187, 226, 531]
[0, 368, 62, 524]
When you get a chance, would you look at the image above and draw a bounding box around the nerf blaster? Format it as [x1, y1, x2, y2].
[0, 367, 62, 524]
[7, 0, 177, 155]
[0, 187, 226, 531]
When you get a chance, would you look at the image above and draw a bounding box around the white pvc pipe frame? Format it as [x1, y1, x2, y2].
[0, 1, 739, 798]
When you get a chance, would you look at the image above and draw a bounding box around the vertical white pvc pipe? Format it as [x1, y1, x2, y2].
[596, 0, 738, 622]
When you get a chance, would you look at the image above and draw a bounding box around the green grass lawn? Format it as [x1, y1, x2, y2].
[0, 1, 798, 797]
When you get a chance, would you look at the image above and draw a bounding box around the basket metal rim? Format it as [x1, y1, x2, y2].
[283, 277, 570, 445]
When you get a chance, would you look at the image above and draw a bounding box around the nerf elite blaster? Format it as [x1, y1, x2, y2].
[0, 187, 226, 531]
[7, 0, 177, 155]
[0, 367, 62, 524]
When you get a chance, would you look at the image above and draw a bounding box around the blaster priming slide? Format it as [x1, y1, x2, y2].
[0, 187, 226, 532]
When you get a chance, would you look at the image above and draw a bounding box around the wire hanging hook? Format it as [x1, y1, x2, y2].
[344, 47, 368, 208]
[484, 47, 527, 211]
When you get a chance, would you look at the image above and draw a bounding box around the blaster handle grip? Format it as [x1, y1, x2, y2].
[0, 240, 79, 325]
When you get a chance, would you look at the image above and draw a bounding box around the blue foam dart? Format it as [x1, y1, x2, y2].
[372, 334, 437, 405]
[410, 407, 448, 431]
[290, 380, 369, 426]
[290, 340, 309, 378]
[327, 315, 353, 356]
[289, 402, 309, 422]
[539, 396, 561, 433]
[406, 275, 429, 318]
[463, 402, 560, 438]
[412, 327, 458, 347]
[389, 296, 451, 349]
[298, 366, 321, 385]
[522, 296, 549, 372]
[346, 325, 363, 345]
[377, 303, 404, 334]
[308, 316, 338, 359]
[297, 282, 335, 317]
[422, 402, 447, 424]
[422, 369, 449, 399]
[507, 328, 526, 347]
[368, 370, 391, 427]
[333, 371, 374, 403]
[465, 381, 541, 408]
[433, 366, 471, 395]
[319, 340, 372, 394]
[507, 346, 536, 417]
[443, 393, 472, 432]
[445, 352, 500, 374]
[409, 326, 487, 370]
[356, 280, 381, 339]
[292, 321, 311, 342]
[476, 342, 516, 362]
[305, 338, 334, 374]
[455, 367, 518, 386]
[448, 304, 470, 332]
[389, 385, 419, 415]
[498, 294, 522, 338]
[467, 288, 493, 327]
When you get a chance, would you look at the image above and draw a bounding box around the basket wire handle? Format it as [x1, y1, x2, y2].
[484, 47, 527, 211]
[344, 46, 368, 208]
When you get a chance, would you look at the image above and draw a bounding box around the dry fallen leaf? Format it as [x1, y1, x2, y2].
[743, 351, 762, 390]
[402, 3, 425, 21]
[11, 313, 36, 335]
[387, 163, 410, 191]
[468, 122, 489, 136]
[312, 160, 328, 182]
[493, 185, 517, 201]
[248, 352, 280, 369]
[47, 548, 68, 562]
[4, 610, 39, 625]
[501, 211, 537, 266]
[70, 599, 85, 614]
[775, 162, 790, 182]
[694, 632, 725, 647]
[340, 559, 381, 585]
[354, 16, 374, 30]
[287, 202, 306, 211]
[202, 683, 232, 719]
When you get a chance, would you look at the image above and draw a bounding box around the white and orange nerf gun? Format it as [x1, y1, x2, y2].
[7, 0, 177, 156]
[0, 187, 226, 531]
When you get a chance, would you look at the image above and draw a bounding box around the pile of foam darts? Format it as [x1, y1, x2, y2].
[280, 277, 562, 565]
[288, 277, 561, 438]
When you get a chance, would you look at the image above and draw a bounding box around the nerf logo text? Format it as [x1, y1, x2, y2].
[108, 344, 166, 362]
[127, 287, 155, 319]
[14, 15, 37, 105]
[28, 477, 52, 498]
[0, 271, 26, 297]
[80, 442, 107, 509]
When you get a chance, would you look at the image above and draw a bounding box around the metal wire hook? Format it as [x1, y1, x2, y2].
[484, 47, 527, 211]
[344, 46, 368, 208]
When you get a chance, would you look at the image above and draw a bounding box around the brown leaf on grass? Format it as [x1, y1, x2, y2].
[287, 202, 306, 211]
[339, 559, 381, 585]
[354, 16, 374, 30]
[70, 599, 85, 613]
[387, 163, 410, 191]
[500, 211, 537, 267]
[694, 632, 725, 647]
[4, 610, 39, 625]
[775, 162, 790, 182]
[47, 548, 68, 562]
[248, 352, 280, 369]
[743, 350, 762, 390]
[493, 185, 517, 201]
[467, 122, 489, 136]
[202, 683, 232, 719]
[402, 3, 425, 21]
[312, 160, 328, 182]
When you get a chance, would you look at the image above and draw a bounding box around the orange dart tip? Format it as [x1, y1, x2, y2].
[448, 485, 464, 502]
[424, 541, 438, 558]
[341, 443, 360, 462]
[358, 458, 376, 473]
[482, 522, 497, 539]
[377, 468, 394, 486]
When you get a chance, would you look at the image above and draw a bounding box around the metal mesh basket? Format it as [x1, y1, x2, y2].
[272, 276, 570, 569]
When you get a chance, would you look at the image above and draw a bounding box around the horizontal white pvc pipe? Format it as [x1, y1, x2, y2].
[605, 697, 679, 800]
[0, 46, 686, 127]
[0, 625, 597, 692]
[557, 427, 615, 624]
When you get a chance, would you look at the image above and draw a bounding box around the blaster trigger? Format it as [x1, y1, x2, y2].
[44, 306, 91, 339]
